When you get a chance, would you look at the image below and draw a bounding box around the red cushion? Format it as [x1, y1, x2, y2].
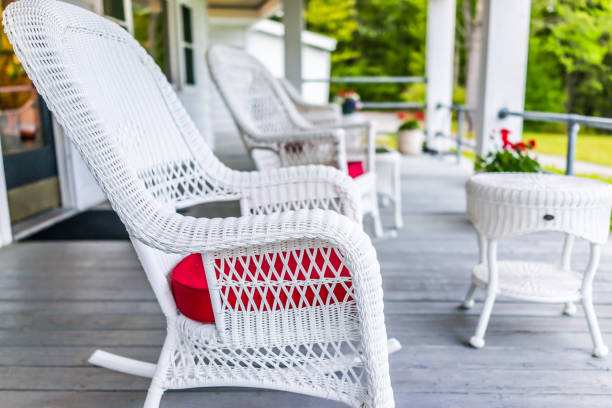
[171, 254, 215, 323]
[171, 249, 353, 323]
[347, 161, 364, 178]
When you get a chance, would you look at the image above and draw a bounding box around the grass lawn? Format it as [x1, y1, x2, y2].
[376, 133, 398, 151]
[377, 130, 612, 167]
[524, 131, 612, 167]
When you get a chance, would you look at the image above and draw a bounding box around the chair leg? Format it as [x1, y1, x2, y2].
[143, 383, 165, 408]
[370, 205, 384, 239]
[563, 301, 577, 316]
[393, 153, 402, 230]
[460, 283, 478, 309]
[470, 239, 498, 349]
[393, 198, 403, 230]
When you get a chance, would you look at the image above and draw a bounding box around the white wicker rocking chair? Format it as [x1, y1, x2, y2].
[207, 45, 384, 238]
[3, 1, 397, 407]
[277, 78, 404, 232]
[277, 77, 343, 126]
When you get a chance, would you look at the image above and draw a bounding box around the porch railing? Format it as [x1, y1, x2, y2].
[302, 76, 426, 110]
[435, 104, 476, 164]
[498, 109, 612, 175]
[436, 104, 612, 175]
[305, 77, 612, 176]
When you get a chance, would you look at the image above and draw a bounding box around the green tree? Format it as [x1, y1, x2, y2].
[306, 0, 427, 103]
[305, 0, 359, 67]
[527, 0, 612, 118]
[305, 0, 612, 122]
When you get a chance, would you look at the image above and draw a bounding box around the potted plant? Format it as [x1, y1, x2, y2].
[474, 129, 540, 172]
[397, 112, 425, 155]
[335, 90, 362, 115]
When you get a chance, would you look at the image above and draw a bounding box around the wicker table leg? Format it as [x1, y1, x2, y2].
[470, 239, 498, 349]
[581, 243, 608, 358]
[461, 232, 487, 310]
[561, 233, 578, 316]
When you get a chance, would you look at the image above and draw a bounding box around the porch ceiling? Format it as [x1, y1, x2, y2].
[208, 0, 280, 19]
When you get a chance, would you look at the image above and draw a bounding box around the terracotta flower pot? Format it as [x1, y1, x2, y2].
[398, 130, 424, 155]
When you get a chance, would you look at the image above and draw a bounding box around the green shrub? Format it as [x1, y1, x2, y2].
[398, 119, 420, 131]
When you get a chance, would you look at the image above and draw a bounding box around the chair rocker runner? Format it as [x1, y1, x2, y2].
[3, 0, 398, 406]
[207, 45, 385, 238]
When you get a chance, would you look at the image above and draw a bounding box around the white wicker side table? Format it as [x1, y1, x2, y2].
[462, 173, 612, 357]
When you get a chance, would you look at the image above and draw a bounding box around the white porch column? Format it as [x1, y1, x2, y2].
[283, 0, 303, 92]
[475, 0, 532, 155]
[425, 0, 456, 150]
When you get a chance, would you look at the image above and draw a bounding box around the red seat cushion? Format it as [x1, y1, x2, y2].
[171, 254, 215, 323]
[171, 249, 353, 323]
[347, 161, 365, 178]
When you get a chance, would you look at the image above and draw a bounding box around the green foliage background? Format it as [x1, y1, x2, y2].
[304, 0, 612, 123]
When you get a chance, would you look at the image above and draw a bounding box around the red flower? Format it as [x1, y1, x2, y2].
[500, 128, 514, 149]
[514, 141, 527, 152]
[397, 112, 408, 120]
[414, 111, 425, 121]
[528, 139, 536, 149]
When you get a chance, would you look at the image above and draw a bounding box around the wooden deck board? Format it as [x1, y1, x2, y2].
[2, 154, 612, 407]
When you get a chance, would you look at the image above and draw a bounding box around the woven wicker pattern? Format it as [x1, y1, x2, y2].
[2, 1, 394, 406]
[276, 78, 403, 230]
[206, 45, 384, 237]
[278, 77, 343, 126]
[467, 173, 612, 244]
[472, 261, 582, 302]
[464, 172, 612, 355]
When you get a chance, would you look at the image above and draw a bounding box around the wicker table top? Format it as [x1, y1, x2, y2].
[466, 173, 612, 243]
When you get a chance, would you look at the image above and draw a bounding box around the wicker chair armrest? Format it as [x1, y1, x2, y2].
[220, 165, 361, 222]
[299, 102, 341, 114]
[246, 128, 347, 170]
[136, 208, 356, 254]
[323, 121, 376, 173]
[256, 127, 345, 144]
[302, 107, 342, 127]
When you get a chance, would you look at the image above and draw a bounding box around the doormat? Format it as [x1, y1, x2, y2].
[25, 201, 242, 241]
[26, 210, 128, 240]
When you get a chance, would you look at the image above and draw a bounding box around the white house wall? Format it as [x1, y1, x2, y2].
[172, 0, 214, 149]
[301, 45, 332, 105]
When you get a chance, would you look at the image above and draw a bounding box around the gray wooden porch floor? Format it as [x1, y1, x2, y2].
[3, 154, 612, 407]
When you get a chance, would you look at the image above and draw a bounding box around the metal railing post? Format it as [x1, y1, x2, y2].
[456, 108, 465, 164]
[566, 121, 579, 175]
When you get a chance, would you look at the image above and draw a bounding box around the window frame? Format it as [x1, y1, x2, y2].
[178, 2, 196, 87]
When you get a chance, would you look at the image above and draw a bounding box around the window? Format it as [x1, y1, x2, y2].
[103, 0, 126, 21]
[132, 0, 170, 78]
[181, 4, 195, 85]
